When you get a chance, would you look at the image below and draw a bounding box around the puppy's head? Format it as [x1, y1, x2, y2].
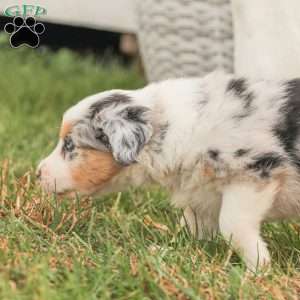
[37, 91, 153, 195]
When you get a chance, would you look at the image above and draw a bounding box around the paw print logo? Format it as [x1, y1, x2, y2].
[4, 16, 45, 48]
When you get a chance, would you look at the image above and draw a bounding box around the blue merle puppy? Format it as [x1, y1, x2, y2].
[37, 71, 300, 269]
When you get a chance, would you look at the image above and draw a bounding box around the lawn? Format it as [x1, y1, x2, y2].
[0, 34, 300, 299]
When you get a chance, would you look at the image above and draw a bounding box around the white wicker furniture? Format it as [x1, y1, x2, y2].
[137, 0, 233, 81]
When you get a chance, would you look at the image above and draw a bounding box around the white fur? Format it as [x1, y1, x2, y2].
[38, 141, 74, 193]
[219, 181, 278, 269]
[39, 71, 300, 269]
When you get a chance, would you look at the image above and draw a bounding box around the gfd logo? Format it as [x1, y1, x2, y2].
[4, 5, 47, 17]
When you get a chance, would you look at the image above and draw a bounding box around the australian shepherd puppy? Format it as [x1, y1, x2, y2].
[37, 71, 300, 269]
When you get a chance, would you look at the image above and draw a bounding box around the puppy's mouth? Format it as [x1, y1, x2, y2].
[36, 175, 99, 198]
[56, 191, 78, 198]
[36, 178, 73, 197]
[39, 187, 78, 199]
[43, 187, 93, 199]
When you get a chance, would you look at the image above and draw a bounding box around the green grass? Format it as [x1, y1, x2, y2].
[0, 33, 300, 299]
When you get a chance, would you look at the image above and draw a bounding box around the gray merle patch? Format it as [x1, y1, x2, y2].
[247, 152, 284, 178]
[227, 78, 255, 119]
[121, 106, 149, 124]
[208, 149, 220, 161]
[150, 122, 169, 153]
[89, 93, 132, 119]
[274, 79, 300, 170]
[234, 149, 250, 157]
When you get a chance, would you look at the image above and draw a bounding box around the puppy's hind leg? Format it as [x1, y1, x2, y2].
[219, 181, 279, 270]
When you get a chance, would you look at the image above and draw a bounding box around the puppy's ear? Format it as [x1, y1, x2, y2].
[93, 105, 153, 165]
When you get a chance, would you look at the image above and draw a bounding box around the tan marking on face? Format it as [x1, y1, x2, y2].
[71, 149, 122, 193]
[60, 122, 73, 139]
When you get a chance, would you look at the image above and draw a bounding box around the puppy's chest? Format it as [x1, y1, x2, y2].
[192, 153, 236, 191]
[151, 153, 232, 192]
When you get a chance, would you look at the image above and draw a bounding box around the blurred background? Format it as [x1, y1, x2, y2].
[0, 0, 138, 64]
[1, 0, 300, 81]
[1, 0, 300, 170]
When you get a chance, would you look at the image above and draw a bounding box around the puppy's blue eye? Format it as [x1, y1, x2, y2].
[63, 136, 75, 152]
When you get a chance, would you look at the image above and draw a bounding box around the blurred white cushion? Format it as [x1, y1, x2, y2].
[232, 0, 300, 79]
[0, 0, 137, 33]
